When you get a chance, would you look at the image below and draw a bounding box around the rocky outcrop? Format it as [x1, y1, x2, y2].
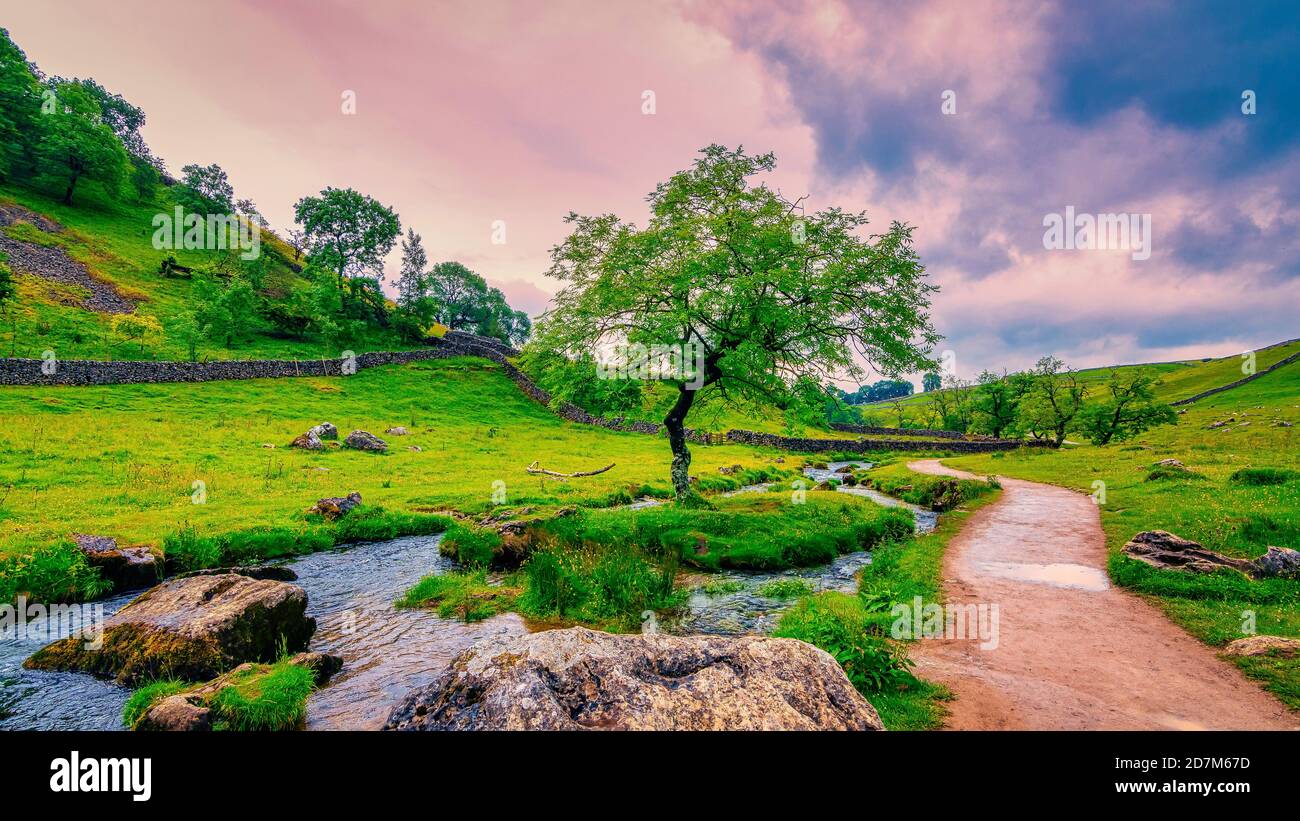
[24, 574, 315, 684]
[344, 430, 387, 452]
[1221, 635, 1300, 659]
[72, 534, 159, 591]
[1253, 546, 1300, 579]
[134, 651, 342, 731]
[1122, 531, 1300, 579]
[307, 492, 363, 521]
[0, 209, 136, 314]
[309, 422, 338, 440]
[383, 627, 884, 731]
[290, 431, 323, 450]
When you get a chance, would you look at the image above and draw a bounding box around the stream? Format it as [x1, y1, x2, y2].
[0, 461, 935, 730]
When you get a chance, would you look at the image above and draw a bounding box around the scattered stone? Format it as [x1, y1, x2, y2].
[835, 465, 856, 474]
[1275, 421, 1294, 428]
[1221, 635, 1300, 659]
[307, 491, 363, 520]
[774, 457, 785, 464]
[72, 534, 159, 592]
[344, 430, 387, 452]
[1152, 458, 1185, 468]
[0, 211, 135, 314]
[1207, 419, 1234, 429]
[290, 431, 323, 450]
[309, 422, 338, 440]
[24, 574, 315, 685]
[134, 651, 343, 731]
[1252, 546, 1300, 580]
[407, 445, 423, 452]
[718, 464, 742, 475]
[383, 627, 883, 731]
[1122, 531, 1299, 580]
[385, 426, 409, 436]
[261, 443, 276, 449]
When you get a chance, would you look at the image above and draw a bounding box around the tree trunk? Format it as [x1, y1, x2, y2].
[62, 172, 79, 205]
[664, 387, 698, 499]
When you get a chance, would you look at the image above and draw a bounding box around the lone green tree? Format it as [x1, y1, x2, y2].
[1018, 355, 1084, 445]
[1074, 368, 1177, 445]
[293, 187, 400, 300]
[534, 145, 939, 498]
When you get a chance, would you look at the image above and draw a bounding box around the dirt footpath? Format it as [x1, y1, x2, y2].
[906, 459, 1297, 730]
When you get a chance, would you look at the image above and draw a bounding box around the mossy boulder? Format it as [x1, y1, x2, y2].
[384, 627, 883, 731]
[133, 651, 342, 731]
[24, 574, 315, 685]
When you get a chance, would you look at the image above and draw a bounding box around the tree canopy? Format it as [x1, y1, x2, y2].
[533, 144, 939, 496]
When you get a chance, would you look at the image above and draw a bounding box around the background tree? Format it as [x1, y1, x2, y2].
[0, 29, 43, 181]
[1018, 356, 1085, 446]
[175, 162, 234, 213]
[193, 275, 257, 348]
[1074, 368, 1177, 445]
[970, 370, 1019, 438]
[395, 228, 428, 306]
[534, 145, 938, 498]
[922, 371, 942, 392]
[110, 312, 162, 356]
[33, 80, 128, 205]
[293, 187, 400, 301]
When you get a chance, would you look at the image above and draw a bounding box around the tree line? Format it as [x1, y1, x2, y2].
[0, 28, 529, 358]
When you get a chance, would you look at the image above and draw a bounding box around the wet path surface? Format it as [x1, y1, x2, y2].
[907, 459, 1298, 730]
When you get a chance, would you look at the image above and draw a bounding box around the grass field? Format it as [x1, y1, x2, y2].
[946, 360, 1300, 707]
[0, 356, 810, 558]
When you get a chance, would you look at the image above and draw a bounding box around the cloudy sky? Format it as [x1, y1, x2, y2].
[5, 0, 1297, 380]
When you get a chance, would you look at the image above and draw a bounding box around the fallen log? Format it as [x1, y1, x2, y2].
[525, 460, 615, 478]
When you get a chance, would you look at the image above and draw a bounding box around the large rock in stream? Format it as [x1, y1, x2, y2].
[24, 574, 315, 685]
[383, 627, 884, 731]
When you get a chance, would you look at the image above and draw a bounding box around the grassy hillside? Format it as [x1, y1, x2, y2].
[0, 182, 417, 362]
[946, 361, 1300, 707]
[863, 338, 1300, 413]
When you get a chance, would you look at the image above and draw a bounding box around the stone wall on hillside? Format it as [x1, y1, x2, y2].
[726, 429, 1054, 453]
[1, 331, 1050, 453]
[829, 423, 969, 439]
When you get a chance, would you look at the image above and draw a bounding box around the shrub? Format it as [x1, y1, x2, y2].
[0, 541, 111, 604]
[438, 522, 501, 567]
[1229, 467, 1300, 486]
[758, 578, 814, 599]
[396, 569, 516, 621]
[208, 659, 315, 731]
[774, 592, 913, 692]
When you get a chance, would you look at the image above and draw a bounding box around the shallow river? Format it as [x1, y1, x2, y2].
[0, 461, 933, 729]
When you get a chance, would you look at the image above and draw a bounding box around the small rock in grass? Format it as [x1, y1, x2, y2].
[344, 430, 387, 452]
[407, 445, 422, 452]
[308, 491, 363, 521]
[290, 431, 323, 450]
[1221, 635, 1300, 659]
[385, 426, 409, 436]
[1152, 458, 1185, 468]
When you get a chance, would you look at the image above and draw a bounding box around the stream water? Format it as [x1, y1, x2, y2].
[0, 461, 934, 729]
